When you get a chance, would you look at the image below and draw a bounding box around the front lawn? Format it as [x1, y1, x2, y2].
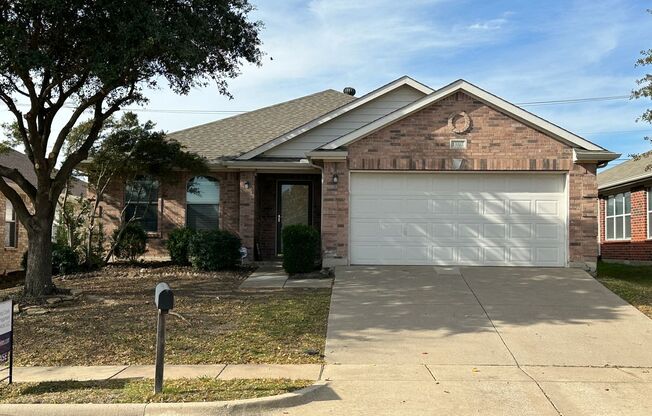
[1, 264, 331, 366]
[0, 378, 311, 404]
[596, 260, 652, 318]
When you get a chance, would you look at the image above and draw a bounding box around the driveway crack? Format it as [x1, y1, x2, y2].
[458, 269, 562, 416]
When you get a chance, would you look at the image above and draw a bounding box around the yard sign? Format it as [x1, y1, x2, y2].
[0, 299, 13, 383]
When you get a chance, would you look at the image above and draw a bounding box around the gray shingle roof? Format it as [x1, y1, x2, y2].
[0, 148, 87, 196]
[168, 89, 357, 160]
[598, 152, 652, 189]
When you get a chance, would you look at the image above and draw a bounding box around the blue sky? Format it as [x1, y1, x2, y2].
[2, 0, 652, 168]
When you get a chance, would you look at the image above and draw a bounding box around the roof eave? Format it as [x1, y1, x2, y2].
[235, 76, 434, 161]
[573, 149, 621, 164]
[598, 172, 652, 191]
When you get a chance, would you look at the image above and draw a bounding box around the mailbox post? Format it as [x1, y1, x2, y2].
[154, 282, 174, 394]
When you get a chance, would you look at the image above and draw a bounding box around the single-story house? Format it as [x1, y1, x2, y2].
[0, 148, 86, 274]
[598, 154, 652, 263]
[98, 76, 619, 270]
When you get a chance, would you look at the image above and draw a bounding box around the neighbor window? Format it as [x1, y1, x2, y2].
[186, 176, 220, 231]
[605, 192, 631, 240]
[125, 176, 159, 232]
[4, 199, 17, 248]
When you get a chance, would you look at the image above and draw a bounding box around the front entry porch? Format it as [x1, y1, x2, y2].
[253, 173, 322, 260]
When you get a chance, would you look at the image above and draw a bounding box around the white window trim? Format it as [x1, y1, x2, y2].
[5, 199, 18, 248]
[605, 192, 631, 241]
[185, 176, 221, 231]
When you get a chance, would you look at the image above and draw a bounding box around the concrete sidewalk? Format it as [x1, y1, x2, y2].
[272, 364, 652, 416]
[12, 364, 323, 382]
[240, 264, 332, 289]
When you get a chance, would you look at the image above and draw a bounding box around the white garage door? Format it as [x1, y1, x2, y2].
[350, 172, 567, 266]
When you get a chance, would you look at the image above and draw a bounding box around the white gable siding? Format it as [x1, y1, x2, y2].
[262, 85, 426, 158]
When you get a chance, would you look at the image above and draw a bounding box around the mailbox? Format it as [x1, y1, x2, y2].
[155, 283, 174, 311]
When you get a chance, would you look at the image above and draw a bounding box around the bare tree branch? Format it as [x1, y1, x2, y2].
[0, 165, 37, 201]
[0, 177, 32, 227]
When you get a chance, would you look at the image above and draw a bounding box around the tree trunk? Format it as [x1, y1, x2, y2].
[24, 217, 55, 297]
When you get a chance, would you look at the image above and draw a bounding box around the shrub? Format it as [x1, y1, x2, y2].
[282, 224, 320, 274]
[188, 230, 241, 271]
[113, 222, 147, 261]
[22, 243, 80, 275]
[167, 227, 196, 265]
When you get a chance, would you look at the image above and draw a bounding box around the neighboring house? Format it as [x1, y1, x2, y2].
[99, 76, 618, 270]
[598, 155, 652, 263]
[0, 148, 86, 273]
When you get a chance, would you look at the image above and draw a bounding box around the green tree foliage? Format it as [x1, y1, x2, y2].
[0, 0, 262, 297]
[635, 11, 652, 155]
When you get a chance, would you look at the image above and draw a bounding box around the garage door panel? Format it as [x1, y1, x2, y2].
[350, 173, 566, 267]
[535, 200, 560, 216]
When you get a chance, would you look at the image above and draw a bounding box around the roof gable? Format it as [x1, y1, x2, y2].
[320, 79, 607, 152]
[167, 89, 356, 161]
[236, 76, 433, 160]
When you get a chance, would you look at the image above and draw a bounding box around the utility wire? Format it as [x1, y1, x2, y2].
[0, 93, 636, 115]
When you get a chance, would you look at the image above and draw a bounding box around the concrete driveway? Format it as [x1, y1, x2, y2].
[271, 266, 652, 415]
[326, 266, 652, 367]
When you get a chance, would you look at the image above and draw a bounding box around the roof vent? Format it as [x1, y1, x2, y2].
[343, 87, 356, 96]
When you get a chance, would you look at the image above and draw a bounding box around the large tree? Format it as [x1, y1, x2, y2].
[0, 0, 262, 297]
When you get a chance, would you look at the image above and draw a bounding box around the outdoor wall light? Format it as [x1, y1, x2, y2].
[244, 181, 251, 189]
[332, 174, 339, 184]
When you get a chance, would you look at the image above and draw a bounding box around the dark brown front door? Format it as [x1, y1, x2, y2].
[277, 181, 313, 253]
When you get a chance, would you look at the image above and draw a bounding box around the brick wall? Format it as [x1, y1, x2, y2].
[99, 171, 242, 259]
[321, 91, 599, 267]
[600, 186, 652, 261]
[0, 188, 29, 273]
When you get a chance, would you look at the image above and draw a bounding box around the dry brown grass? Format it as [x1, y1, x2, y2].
[2, 263, 331, 366]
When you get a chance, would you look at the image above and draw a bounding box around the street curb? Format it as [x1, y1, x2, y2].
[0, 381, 327, 416]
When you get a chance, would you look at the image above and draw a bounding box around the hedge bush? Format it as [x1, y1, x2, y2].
[22, 243, 80, 275]
[188, 230, 241, 271]
[282, 224, 320, 274]
[113, 222, 147, 261]
[166, 227, 196, 265]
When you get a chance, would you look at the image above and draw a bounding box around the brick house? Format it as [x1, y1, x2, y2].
[598, 155, 652, 263]
[0, 149, 86, 274]
[99, 77, 618, 270]
[0, 149, 37, 273]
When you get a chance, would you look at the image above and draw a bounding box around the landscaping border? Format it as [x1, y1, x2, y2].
[0, 381, 327, 416]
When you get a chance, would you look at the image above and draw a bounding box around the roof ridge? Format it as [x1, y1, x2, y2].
[167, 89, 351, 137]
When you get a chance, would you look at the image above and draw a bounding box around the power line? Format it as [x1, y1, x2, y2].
[0, 93, 637, 115]
[515, 95, 630, 106]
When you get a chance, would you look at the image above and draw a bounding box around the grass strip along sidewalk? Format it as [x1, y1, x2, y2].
[0, 378, 311, 404]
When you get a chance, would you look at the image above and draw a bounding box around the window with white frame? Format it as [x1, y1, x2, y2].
[186, 176, 220, 231]
[4, 199, 17, 248]
[605, 192, 631, 240]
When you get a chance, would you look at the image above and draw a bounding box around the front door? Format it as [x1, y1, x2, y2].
[277, 181, 313, 253]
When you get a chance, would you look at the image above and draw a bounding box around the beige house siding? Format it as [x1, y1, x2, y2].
[263, 85, 426, 158]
